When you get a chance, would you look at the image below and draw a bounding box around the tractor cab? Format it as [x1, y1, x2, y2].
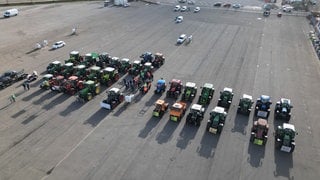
[153, 52, 165, 68]
[101, 67, 119, 86]
[66, 51, 80, 65]
[155, 79, 166, 94]
[100, 87, 124, 109]
[255, 95, 272, 118]
[218, 87, 234, 109]
[61, 75, 83, 95]
[99, 52, 112, 64]
[182, 82, 197, 102]
[40, 74, 53, 89]
[153, 99, 169, 117]
[140, 52, 154, 64]
[119, 58, 131, 73]
[75, 64, 87, 79]
[170, 102, 187, 122]
[198, 83, 214, 105]
[110, 57, 121, 69]
[143, 62, 154, 73]
[82, 53, 98, 67]
[237, 94, 253, 115]
[275, 98, 293, 121]
[129, 60, 142, 75]
[207, 106, 227, 134]
[275, 123, 297, 153]
[47, 60, 62, 74]
[50, 75, 65, 91]
[250, 118, 269, 145]
[87, 66, 101, 82]
[62, 62, 74, 78]
[186, 103, 205, 126]
[167, 79, 183, 98]
[78, 80, 100, 101]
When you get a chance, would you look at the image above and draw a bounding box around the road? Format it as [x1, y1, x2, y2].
[0, 1, 319, 180]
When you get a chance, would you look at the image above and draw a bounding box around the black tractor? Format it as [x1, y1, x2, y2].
[237, 94, 254, 115]
[217, 87, 234, 109]
[275, 123, 297, 153]
[275, 98, 293, 122]
[186, 104, 205, 126]
[254, 95, 272, 118]
[100, 87, 124, 110]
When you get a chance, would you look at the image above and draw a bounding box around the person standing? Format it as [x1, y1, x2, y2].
[10, 94, 16, 103]
[26, 82, 30, 90]
[22, 82, 26, 90]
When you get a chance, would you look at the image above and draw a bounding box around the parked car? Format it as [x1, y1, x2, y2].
[181, 6, 188, 12]
[176, 16, 183, 23]
[232, 3, 241, 9]
[177, 34, 187, 44]
[52, 41, 66, 49]
[194, 7, 200, 13]
[223, 3, 231, 8]
[178, 0, 187, 3]
[174, 5, 181, 11]
[213, 2, 222, 7]
[187, 0, 195, 5]
[282, 5, 293, 12]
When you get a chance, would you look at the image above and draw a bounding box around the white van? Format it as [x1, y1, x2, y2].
[3, 8, 18, 18]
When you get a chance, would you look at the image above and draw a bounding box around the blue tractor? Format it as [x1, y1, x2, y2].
[254, 95, 272, 118]
[154, 79, 166, 94]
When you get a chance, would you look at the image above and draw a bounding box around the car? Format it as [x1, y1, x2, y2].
[232, 3, 241, 9]
[194, 7, 200, 13]
[174, 5, 181, 11]
[176, 16, 183, 23]
[178, 0, 187, 3]
[52, 41, 65, 49]
[282, 5, 293, 12]
[213, 2, 222, 7]
[177, 34, 187, 44]
[222, 3, 231, 8]
[180, 6, 187, 12]
[187, 0, 195, 5]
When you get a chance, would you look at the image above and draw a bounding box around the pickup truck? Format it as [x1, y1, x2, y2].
[0, 70, 27, 89]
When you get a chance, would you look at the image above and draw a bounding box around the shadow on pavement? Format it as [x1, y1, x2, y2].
[60, 99, 85, 116]
[21, 114, 38, 125]
[156, 120, 179, 144]
[176, 122, 199, 150]
[138, 116, 162, 139]
[83, 108, 111, 127]
[197, 131, 219, 158]
[22, 89, 48, 101]
[32, 91, 57, 105]
[247, 141, 266, 167]
[26, 48, 40, 54]
[42, 93, 71, 110]
[231, 113, 250, 135]
[273, 148, 293, 179]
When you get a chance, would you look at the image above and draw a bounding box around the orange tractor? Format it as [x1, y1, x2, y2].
[60, 75, 84, 95]
[169, 101, 187, 122]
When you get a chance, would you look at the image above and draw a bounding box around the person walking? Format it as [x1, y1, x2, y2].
[22, 82, 26, 90]
[10, 94, 16, 103]
[26, 82, 30, 90]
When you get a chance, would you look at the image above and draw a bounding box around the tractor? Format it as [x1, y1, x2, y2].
[154, 78, 166, 94]
[49, 75, 65, 92]
[275, 98, 293, 122]
[140, 79, 152, 94]
[255, 95, 272, 118]
[153, 52, 165, 68]
[140, 52, 154, 64]
[237, 94, 254, 115]
[61, 62, 74, 78]
[218, 87, 234, 109]
[86, 66, 101, 83]
[143, 62, 154, 73]
[100, 87, 124, 110]
[65, 51, 81, 65]
[100, 67, 120, 86]
[60, 75, 84, 95]
[47, 61, 62, 75]
[250, 118, 269, 145]
[128, 60, 143, 76]
[96, 52, 112, 68]
[80, 53, 98, 67]
[169, 101, 187, 122]
[74, 64, 87, 80]
[153, 99, 169, 117]
[110, 57, 121, 70]
[198, 83, 214, 105]
[78, 80, 101, 101]
[166, 79, 183, 99]
[182, 82, 197, 102]
[206, 106, 227, 134]
[40, 74, 53, 90]
[275, 123, 297, 153]
[119, 58, 131, 74]
[186, 104, 205, 126]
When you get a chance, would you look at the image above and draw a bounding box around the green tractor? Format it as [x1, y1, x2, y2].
[237, 94, 254, 115]
[65, 51, 81, 65]
[81, 53, 98, 67]
[74, 64, 87, 79]
[47, 60, 62, 75]
[118, 58, 131, 74]
[218, 87, 234, 110]
[275, 123, 297, 153]
[96, 52, 112, 68]
[78, 80, 101, 102]
[182, 82, 197, 102]
[86, 66, 101, 83]
[110, 56, 121, 69]
[100, 67, 120, 86]
[129, 60, 142, 76]
[207, 106, 227, 134]
[40, 74, 54, 90]
[61, 62, 74, 78]
[198, 83, 214, 105]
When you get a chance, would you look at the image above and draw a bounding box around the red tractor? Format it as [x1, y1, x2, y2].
[166, 79, 183, 99]
[61, 75, 84, 95]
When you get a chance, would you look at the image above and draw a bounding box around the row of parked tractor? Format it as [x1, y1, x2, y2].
[39, 51, 165, 102]
[104, 78, 297, 153]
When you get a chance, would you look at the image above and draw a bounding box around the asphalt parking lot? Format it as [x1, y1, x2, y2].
[0, 1, 319, 180]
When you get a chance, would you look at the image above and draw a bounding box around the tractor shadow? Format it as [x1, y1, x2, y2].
[247, 141, 266, 167]
[83, 108, 111, 127]
[196, 131, 219, 158]
[273, 148, 294, 179]
[156, 120, 179, 144]
[176, 122, 200, 150]
[60, 99, 85, 116]
[231, 113, 250, 135]
[22, 89, 50, 101]
[21, 114, 38, 125]
[29, 79, 43, 88]
[42, 93, 71, 111]
[138, 116, 162, 139]
[32, 91, 57, 105]
[26, 48, 40, 55]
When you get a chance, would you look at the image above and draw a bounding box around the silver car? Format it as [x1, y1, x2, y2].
[177, 34, 187, 44]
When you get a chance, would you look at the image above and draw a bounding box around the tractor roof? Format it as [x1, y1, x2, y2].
[56, 75, 64, 80]
[133, 60, 141, 64]
[283, 123, 295, 131]
[144, 62, 152, 67]
[242, 94, 253, 100]
[203, 83, 214, 89]
[212, 106, 225, 114]
[112, 57, 119, 61]
[191, 104, 202, 111]
[109, 87, 120, 93]
[104, 67, 115, 72]
[70, 51, 79, 55]
[157, 79, 165, 84]
[85, 80, 95, 85]
[155, 52, 163, 56]
[172, 102, 183, 109]
[186, 82, 196, 88]
[256, 118, 268, 126]
[52, 60, 61, 65]
[65, 62, 74, 67]
[121, 58, 130, 62]
[260, 95, 270, 101]
[90, 66, 101, 71]
[85, 53, 92, 57]
[43, 74, 53, 79]
[101, 52, 109, 56]
[68, 76, 78, 81]
[77, 65, 86, 69]
[223, 87, 233, 93]
[281, 98, 291, 105]
[171, 79, 182, 84]
[156, 99, 165, 105]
